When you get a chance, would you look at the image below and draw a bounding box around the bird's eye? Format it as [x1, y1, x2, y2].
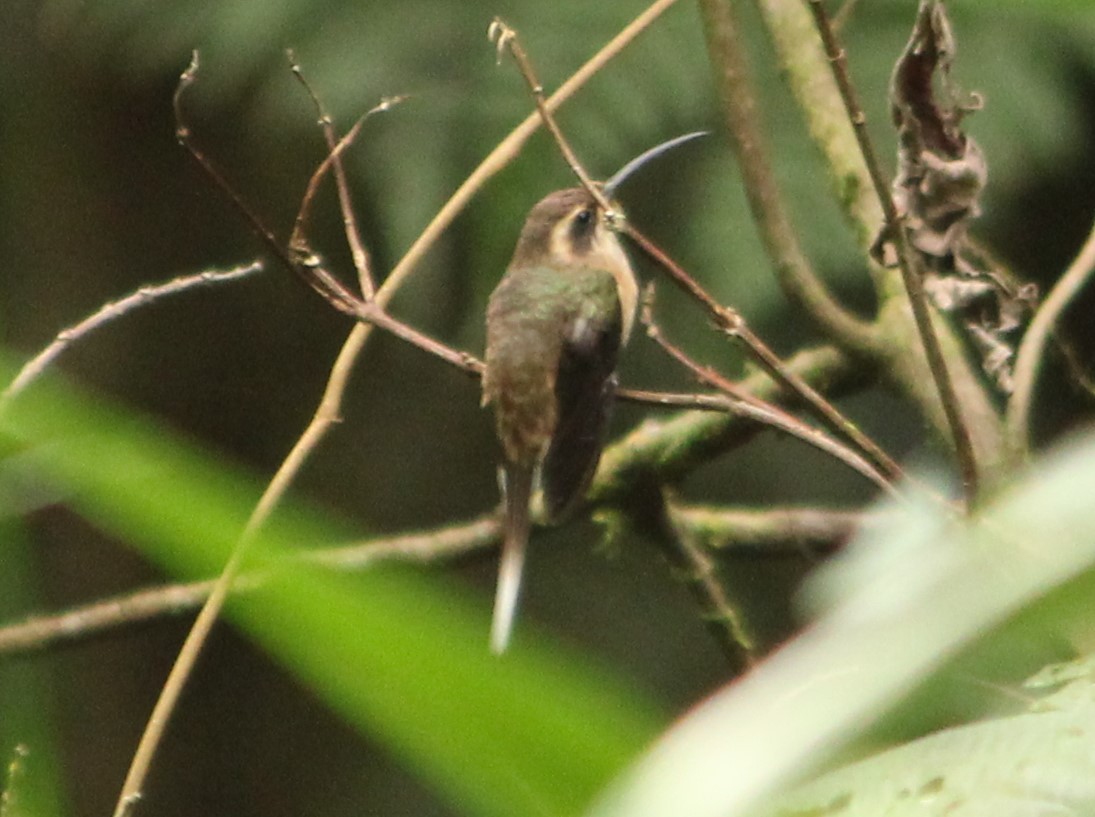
[568, 206, 597, 251]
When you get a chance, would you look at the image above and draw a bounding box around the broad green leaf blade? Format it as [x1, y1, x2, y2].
[588, 432, 1095, 817]
[758, 697, 1095, 817]
[0, 373, 664, 817]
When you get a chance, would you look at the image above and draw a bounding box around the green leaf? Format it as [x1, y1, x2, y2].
[587, 431, 1095, 817]
[758, 695, 1095, 817]
[0, 522, 67, 817]
[0, 370, 664, 817]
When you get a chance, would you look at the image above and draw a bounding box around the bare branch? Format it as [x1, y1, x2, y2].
[174, 55, 284, 270]
[174, 53, 362, 317]
[1008, 217, 1095, 455]
[354, 301, 483, 376]
[116, 52, 404, 817]
[592, 344, 862, 504]
[674, 504, 868, 557]
[287, 50, 407, 298]
[0, 502, 862, 660]
[488, 19, 613, 215]
[618, 388, 745, 412]
[627, 229, 903, 486]
[641, 290, 899, 497]
[382, 0, 684, 303]
[1, 262, 263, 405]
[0, 516, 501, 661]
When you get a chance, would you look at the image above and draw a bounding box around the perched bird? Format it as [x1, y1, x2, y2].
[482, 133, 706, 653]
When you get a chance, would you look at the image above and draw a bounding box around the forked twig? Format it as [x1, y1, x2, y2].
[628, 229, 903, 486]
[1, 262, 263, 405]
[174, 53, 360, 318]
[175, 54, 479, 377]
[641, 290, 899, 497]
[804, 0, 979, 503]
[114, 54, 418, 817]
[287, 51, 408, 298]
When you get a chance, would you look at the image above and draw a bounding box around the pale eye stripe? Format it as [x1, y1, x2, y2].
[548, 205, 598, 262]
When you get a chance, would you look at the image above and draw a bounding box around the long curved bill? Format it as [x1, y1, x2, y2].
[602, 130, 709, 199]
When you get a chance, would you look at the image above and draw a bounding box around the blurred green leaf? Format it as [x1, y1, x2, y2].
[757, 692, 1095, 817]
[588, 430, 1095, 817]
[0, 369, 664, 817]
[0, 522, 66, 817]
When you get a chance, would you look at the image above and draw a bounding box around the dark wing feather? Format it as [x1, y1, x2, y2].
[541, 304, 622, 522]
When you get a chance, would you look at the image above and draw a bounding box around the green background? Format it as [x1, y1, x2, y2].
[0, 1, 1093, 814]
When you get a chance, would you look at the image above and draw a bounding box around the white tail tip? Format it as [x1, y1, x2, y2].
[490, 526, 527, 654]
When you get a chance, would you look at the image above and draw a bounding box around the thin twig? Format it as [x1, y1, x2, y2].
[1007, 217, 1095, 456]
[0, 516, 501, 660]
[641, 293, 899, 497]
[114, 56, 404, 817]
[174, 53, 361, 317]
[0, 502, 864, 659]
[176, 57, 478, 377]
[287, 51, 408, 298]
[113, 534, 253, 814]
[594, 345, 858, 502]
[618, 388, 744, 412]
[488, 20, 614, 215]
[357, 302, 483, 375]
[804, 0, 979, 504]
[1, 262, 263, 405]
[331, 0, 685, 364]
[627, 228, 903, 485]
[496, 10, 917, 496]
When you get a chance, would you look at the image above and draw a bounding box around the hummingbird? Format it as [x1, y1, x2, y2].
[482, 132, 706, 653]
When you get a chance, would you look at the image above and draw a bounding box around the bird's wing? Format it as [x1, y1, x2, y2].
[540, 299, 622, 522]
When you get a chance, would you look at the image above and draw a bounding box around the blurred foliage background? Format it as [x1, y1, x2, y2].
[0, 0, 1093, 814]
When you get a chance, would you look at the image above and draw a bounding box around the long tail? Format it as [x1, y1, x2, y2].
[491, 463, 534, 654]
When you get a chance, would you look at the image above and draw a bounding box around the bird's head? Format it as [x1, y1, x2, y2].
[509, 187, 629, 273]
